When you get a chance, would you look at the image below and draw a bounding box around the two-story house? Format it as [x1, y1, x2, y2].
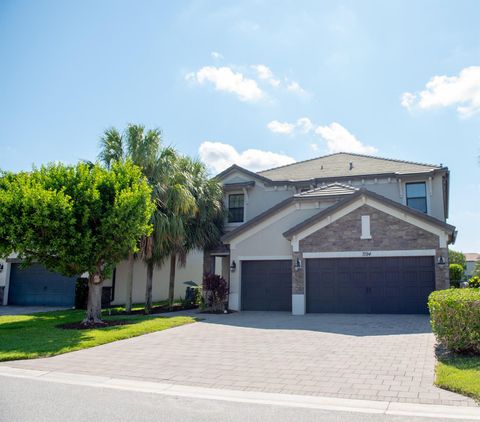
[0, 152, 455, 313]
[206, 152, 455, 315]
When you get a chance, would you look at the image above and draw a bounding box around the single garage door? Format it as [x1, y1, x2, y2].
[8, 263, 76, 306]
[241, 260, 292, 311]
[306, 256, 435, 314]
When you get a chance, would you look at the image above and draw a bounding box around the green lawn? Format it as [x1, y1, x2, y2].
[0, 309, 195, 362]
[436, 355, 480, 402]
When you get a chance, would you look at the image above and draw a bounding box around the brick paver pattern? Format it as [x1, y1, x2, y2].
[3, 312, 476, 406]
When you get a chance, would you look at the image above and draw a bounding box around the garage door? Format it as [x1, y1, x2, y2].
[306, 256, 435, 314]
[8, 263, 76, 306]
[241, 260, 292, 311]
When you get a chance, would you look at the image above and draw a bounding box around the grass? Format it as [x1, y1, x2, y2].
[0, 309, 195, 362]
[436, 355, 480, 402]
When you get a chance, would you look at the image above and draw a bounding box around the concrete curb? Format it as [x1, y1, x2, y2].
[0, 365, 479, 420]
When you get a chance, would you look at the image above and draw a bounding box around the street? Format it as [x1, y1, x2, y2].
[0, 376, 473, 422]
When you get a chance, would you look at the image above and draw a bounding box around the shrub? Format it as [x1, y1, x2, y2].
[428, 289, 480, 354]
[449, 263, 464, 288]
[469, 276, 480, 288]
[202, 272, 228, 312]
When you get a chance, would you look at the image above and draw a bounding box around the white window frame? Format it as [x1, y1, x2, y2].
[225, 191, 246, 227]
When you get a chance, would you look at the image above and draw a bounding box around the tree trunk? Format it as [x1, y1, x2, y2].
[83, 272, 104, 325]
[169, 253, 176, 306]
[125, 253, 134, 313]
[145, 261, 154, 314]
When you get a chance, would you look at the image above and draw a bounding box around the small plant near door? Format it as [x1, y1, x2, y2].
[202, 272, 228, 313]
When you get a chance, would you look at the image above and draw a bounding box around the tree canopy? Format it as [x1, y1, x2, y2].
[449, 249, 466, 269]
[0, 161, 154, 323]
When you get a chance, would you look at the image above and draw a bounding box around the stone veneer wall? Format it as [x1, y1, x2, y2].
[293, 204, 449, 293]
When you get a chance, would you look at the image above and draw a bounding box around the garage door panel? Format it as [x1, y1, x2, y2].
[306, 256, 435, 314]
[8, 264, 76, 306]
[241, 260, 291, 311]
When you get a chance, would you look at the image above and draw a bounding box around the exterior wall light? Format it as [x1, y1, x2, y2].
[230, 260, 236, 272]
[294, 258, 302, 271]
[437, 256, 446, 266]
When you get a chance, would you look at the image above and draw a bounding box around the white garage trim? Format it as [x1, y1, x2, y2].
[236, 256, 292, 261]
[303, 249, 436, 259]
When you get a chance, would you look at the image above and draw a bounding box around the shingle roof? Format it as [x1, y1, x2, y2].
[465, 253, 480, 262]
[257, 152, 442, 182]
[295, 183, 358, 198]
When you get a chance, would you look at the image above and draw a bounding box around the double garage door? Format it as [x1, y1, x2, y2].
[241, 256, 435, 314]
[8, 263, 77, 306]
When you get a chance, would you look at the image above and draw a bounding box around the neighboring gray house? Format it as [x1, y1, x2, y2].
[465, 253, 480, 278]
[207, 152, 455, 315]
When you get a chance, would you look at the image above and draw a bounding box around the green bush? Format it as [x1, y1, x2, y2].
[449, 263, 464, 288]
[469, 276, 480, 288]
[428, 289, 480, 354]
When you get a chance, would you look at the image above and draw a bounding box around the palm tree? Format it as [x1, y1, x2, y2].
[143, 149, 197, 312]
[98, 124, 162, 313]
[167, 158, 224, 305]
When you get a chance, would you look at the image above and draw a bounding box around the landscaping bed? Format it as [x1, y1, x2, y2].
[108, 302, 198, 316]
[0, 309, 195, 362]
[429, 288, 480, 402]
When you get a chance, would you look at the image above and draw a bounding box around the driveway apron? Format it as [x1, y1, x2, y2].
[1, 312, 475, 406]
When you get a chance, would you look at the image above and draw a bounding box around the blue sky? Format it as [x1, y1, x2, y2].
[0, 0, 479, 251]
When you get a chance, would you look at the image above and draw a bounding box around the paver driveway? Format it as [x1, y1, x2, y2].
[2, 312, 475, 406]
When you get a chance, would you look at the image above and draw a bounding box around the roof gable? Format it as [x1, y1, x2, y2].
[283, 189, 455, 239]
[295, 182, 358, 198]
[258, 152, 443, 182]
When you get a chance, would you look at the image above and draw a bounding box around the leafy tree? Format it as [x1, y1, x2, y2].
[98, 124, 161, 312]
[474, 261, 480, 278]
[448, 249, 466, 269]
[0, 162, 153, 324]
[449, 263, 464, 287]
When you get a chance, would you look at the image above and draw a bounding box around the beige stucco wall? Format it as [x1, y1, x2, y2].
[112, 250, 203, 305]
[222, 171, 447, 230]
[0, 259, 7, 288]
[228, 201, 334, 310]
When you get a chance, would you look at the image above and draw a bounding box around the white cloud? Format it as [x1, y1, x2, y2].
[267, 120, 295, 134]
[199, 141, 295, 173]
[309, 143, 319, 151]
[296, 117, 315, 133]
[287, 80, 307, 96]
[401, 66, 480, 117]
[251, 64, 281, 87]
[211, 51, 223, 60]
[315, 122, 377, 154]
[188, 66, 264, 102]
[267, 116, 314, 135]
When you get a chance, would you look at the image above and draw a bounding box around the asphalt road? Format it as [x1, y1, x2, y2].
[0, 376, 469, 422]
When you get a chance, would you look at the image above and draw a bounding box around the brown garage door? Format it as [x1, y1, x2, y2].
[306, 256, 435, 314]
[241, 260, 292, 311]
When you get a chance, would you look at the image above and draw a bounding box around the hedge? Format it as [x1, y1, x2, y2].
[428, 289, 480, 354]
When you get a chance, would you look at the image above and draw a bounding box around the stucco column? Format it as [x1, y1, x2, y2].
[292, 252, 305, 315]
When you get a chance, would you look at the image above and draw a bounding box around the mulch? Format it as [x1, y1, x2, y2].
[110, 303, 198, 316]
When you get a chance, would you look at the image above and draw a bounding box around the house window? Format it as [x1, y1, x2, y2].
[228, 194, 244, 223]
[406, 182, 427, 213]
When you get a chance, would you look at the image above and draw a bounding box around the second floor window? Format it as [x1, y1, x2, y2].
[228, 194, 244, 223]
[406, 182, 427, 213]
